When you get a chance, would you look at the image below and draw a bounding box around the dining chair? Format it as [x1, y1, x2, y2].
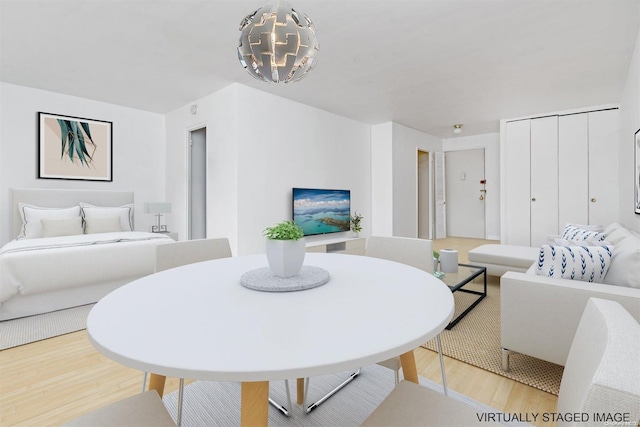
[61, 390, 176, 427]
[142, 238, 292, 425]
[303, 236, 448, 413]
[364, 236, 447, 394]
[361, 298, 640, 426]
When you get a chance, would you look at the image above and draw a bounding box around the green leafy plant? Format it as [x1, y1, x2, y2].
[263, 220, 304, 240]
[57, 119, 96, 168]
[349, 211, 363, 233]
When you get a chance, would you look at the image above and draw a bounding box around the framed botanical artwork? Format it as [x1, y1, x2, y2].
[635, 128, 640, 215]
[38, 112, 112, 181]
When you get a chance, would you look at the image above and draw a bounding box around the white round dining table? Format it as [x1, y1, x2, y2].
[87, 252, 454, 426]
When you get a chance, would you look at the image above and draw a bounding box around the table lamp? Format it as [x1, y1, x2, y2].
[144, 202, 171, 233]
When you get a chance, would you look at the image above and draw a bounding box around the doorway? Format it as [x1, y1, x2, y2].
[417, 150, 431, 239]
[445, 148, 485, 239]
[188, 127, 207, 240]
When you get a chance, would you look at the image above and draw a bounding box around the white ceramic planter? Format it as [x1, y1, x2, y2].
[266, 238, 306, 277]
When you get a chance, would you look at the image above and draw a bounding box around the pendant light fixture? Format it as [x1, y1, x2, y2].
[453, 124, 463, 134]
[238, 1, 319, 83]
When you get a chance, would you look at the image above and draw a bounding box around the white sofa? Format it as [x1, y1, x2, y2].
[501, 223, 640, 370]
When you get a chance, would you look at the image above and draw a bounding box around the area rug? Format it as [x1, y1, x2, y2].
[162, 364, 532, 427]
[0, 304, 93, 350]
[422, 279, 563, 395]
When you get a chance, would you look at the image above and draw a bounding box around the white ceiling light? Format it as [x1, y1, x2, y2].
[238, 1, 319, 84]
[453, 124, 463, 134]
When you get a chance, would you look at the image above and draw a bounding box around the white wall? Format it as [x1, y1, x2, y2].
[164, 84, 240, 250]
[370, 122, 442, 238]
[443, 133, 500, 240]
[0, 83, 166, 245]
[391, 123, 442, 237]
[619, 22, 640, 232]
[165, 84, 371, 255]
[371, 123, 394, 236]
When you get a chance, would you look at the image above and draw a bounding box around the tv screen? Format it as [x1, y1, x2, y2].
[292, 188, 351, 236]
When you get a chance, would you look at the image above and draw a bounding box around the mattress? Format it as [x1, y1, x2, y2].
[0, 232, 172, 306]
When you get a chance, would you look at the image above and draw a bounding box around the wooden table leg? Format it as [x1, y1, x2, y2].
[399, 350, 419, 384]
[148, 374, 167, 397]
[241, 381, 269, 427]
[296, 378, 305, 404]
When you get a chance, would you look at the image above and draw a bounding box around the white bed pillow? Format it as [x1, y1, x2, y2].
[80, 203, 133, 232]
[535, 244, 613, 283]
[85, 216, 122, 234]
[41, 217, 84, 238]
[17, 204, 82, 239]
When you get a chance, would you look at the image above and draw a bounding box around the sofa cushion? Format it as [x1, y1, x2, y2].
[468, 244, 540, 269]
[536, 245, 612, 283]
[606, 227, 633, 245]
[603, 233, 640, 289]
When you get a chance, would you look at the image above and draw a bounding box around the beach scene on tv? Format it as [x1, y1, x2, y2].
[293, 189, 351, 236]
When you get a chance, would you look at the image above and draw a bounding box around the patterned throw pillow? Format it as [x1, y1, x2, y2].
[535, 245, 613, 283]
[560, 224, 607, 243]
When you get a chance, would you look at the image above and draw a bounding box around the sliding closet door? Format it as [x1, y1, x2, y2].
[504, 120, 531, 246]
[559, 114, 589, 227]
[530, 116, 558, 247]
[588, 109, 620, 225]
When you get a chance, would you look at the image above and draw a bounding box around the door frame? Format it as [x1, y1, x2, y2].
[415, 149, 435, 240]
[186, 124, 207, 240]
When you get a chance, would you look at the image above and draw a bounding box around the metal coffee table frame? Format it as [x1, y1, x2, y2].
[438, 263, 487, 330]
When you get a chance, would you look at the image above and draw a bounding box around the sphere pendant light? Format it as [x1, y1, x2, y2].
[238, 1, 319, 83]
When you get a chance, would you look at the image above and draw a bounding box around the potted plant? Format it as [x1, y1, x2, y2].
[350, 211, 363, 237]
[433, 250, 440, 272]
[263, 220, 306, 277]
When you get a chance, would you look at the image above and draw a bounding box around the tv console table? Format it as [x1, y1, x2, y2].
[305, 236, 366, 255]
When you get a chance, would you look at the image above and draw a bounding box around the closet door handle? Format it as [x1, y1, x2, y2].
[531, 197, 536, 202]
[591, 198, 596, 202]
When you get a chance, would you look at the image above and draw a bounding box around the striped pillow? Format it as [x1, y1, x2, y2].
[535, 245, 613, 283]
[560, 224, 607, 243]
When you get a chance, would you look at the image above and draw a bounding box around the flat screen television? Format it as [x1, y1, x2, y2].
[292, 188, 351, 236]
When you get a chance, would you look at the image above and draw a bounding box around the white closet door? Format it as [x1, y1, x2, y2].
[588, 109, 620, 226]
[558, 114, 589, 228]
[504, 120, 531, 246]
[530, 116, 559, 247]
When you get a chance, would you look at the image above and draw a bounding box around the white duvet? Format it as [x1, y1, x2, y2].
[0, 232, 172, 304]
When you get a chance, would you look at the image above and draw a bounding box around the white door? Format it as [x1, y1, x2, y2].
[559, 113, 589, 227]
[189, 128, 207, 240]
[530, 116, 558, 247]
[445, 148, 485, 238]
[588, 109, 620, 226]
[504, 120, 531, 246]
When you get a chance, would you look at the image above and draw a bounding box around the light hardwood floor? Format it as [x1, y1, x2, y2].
[0, 237, 558, 426]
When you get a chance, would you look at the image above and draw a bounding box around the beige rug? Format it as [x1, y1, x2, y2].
[422, 278, 563, 395]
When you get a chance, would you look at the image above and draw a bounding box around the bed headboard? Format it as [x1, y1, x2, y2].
[11, 188, 134, 239]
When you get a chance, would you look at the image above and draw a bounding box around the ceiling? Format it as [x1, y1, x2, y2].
[1, 0, 638, 138]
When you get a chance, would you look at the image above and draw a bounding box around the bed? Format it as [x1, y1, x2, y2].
[0, 188, 173, 321]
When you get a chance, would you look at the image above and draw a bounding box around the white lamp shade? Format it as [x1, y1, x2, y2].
[144, 202, 172, 214]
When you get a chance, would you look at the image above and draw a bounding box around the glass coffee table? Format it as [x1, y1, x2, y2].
[434, 263, 486, 329]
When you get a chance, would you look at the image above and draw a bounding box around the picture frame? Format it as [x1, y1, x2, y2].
[635, 128, 640, 215]
[38, 112, 113, 181]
